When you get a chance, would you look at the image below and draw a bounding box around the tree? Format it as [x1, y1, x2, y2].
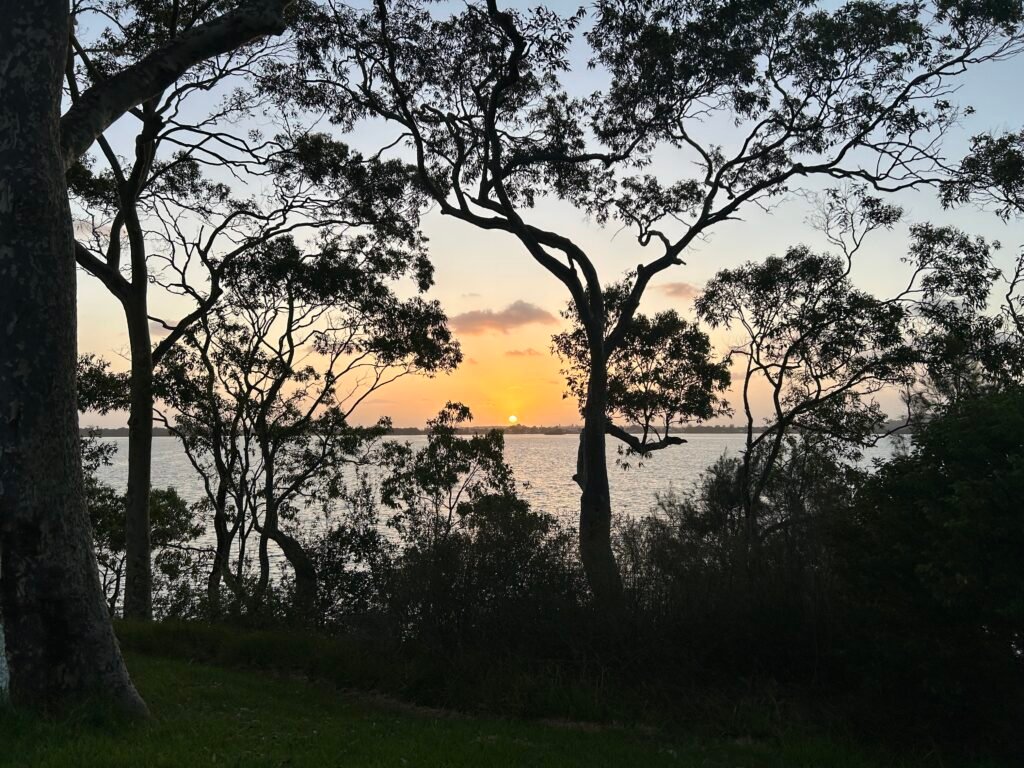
[931, 125, 1024, 397]
[695, 181, 1012, 556]
[68, 1, 406, 620]
[553, 280, 730, 469]
[275, 0, 1024, 612]
[0, 0, 294, 713]
[158, 234, 459, 622]
[381, 403, 515, 549]
[697, 245, 915, 547]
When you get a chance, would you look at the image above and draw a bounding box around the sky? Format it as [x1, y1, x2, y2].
[75, 2, 1024, 429]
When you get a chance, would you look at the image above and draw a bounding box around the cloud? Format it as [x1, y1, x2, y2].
[505, 348, 543, 357]
[450, 300, 557, 335]
[149, 320, 171, 338]
[461, 292, 482, 298]
[658, 282, 700, 300]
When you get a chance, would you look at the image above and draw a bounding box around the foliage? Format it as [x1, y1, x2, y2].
[76, 355, 129, 414]
[554, 282, 730, 459]
[942, 129, 1024, 218]
[906, 233, 1024, 406]
[380, 403, 515, 545]
[697, 247, 914, 442]
[80, 434, 204, 615]
[158, 232, 459, 620]
[836, 389, 1024, 736]
[615, 438, 859, 666]
[302, 476, 396, 628]
[372, 404, 584, 649]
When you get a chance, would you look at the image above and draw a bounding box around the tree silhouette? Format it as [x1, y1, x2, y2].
[67, 3, 410, 618]
[553, 281, 730, 466]
[0, 0, 295, 713]
[274, 0, 1024, 612]
[158, 235, 459, 622]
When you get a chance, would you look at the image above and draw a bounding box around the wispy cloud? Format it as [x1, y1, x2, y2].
[149, 320, 170, 339]
[658, 281, 701, 300]
[505, 348, 543, 357]
[451, 300, 557, 335]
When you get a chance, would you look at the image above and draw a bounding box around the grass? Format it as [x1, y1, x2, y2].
[0, 653, 913, 768]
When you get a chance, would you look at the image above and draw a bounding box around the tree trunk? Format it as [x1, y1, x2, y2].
[122, 297, 153, 620]
[0, 1, 146, 714]
[268, 525, 318, 622]
[255, 526, 270, 610]
[207, 498, 231, 618]
[574, 344, 625, 616]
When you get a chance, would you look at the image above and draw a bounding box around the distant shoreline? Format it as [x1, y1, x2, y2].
[81, 423, 911, 438]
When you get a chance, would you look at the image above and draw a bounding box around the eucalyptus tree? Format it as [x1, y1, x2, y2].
[158, 234, 459, 621]
[934, 127, 1024, 392]
[697, 248, 916, 544]
[553, 282, 731, 469]
[68, 1, 413, 621]
[695, 187, 1003, 550]
[0, 0, 296, 714]
[271, 0, 1024, 612]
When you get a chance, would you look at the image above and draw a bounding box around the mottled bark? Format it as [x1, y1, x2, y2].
[0, 620, 9, 697]
[66, 0, 295, 622]
[0, 0, 145, 714]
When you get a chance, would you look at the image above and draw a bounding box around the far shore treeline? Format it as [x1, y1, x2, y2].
[81, 421, 913, 438]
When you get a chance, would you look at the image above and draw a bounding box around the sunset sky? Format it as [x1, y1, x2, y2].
[76, 4, 1024, 429]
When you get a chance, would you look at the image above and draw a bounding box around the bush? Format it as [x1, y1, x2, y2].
[614, 439, 858, 678]
[385, 492, 584, 653]
[835, 388, 1024, 745]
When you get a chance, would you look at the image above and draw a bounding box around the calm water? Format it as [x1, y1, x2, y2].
[96, 433, 899, 522]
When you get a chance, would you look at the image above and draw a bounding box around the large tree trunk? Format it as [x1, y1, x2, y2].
[122, 297, 153, 620]
[0, 1, 145, 714]
[574, 345, 625, 616]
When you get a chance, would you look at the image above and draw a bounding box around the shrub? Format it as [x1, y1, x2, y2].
[835, 388, 1024, 743]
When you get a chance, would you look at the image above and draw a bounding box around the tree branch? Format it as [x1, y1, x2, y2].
[605, 421, 686, 453]
[61, 0, 293, 167]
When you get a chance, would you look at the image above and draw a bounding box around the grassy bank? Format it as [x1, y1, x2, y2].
[0, 653, 901, 768]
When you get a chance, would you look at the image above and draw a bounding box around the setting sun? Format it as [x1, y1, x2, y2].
[508, 415, 518, 424]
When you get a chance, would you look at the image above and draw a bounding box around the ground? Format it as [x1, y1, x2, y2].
[0, 653, 908, 768]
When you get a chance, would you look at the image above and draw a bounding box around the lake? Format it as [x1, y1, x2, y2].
[95, 433, 900, 522]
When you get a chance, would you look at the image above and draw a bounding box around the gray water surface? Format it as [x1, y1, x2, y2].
[96, 433, 898, 522]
